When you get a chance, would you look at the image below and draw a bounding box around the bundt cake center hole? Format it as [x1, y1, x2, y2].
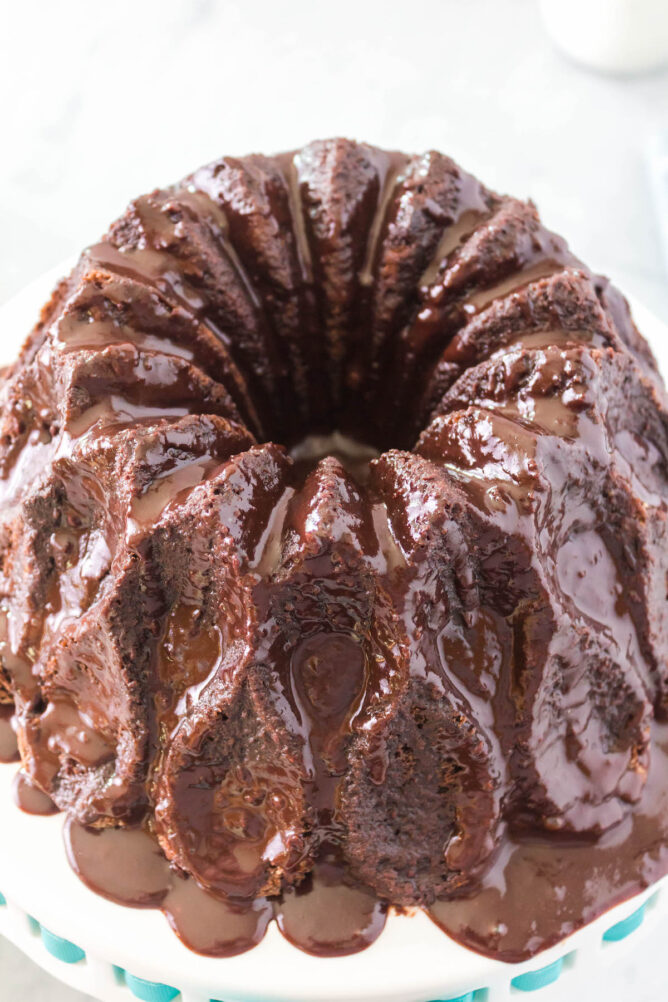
[289, 432, 381, 484]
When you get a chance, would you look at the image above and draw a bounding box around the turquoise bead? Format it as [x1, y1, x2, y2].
[0, 892, 6, 906]
[39, 925, 85, 964]
[428, 994, 475, 1002]
[124, 971, 180, 1002]
[511, 957, 563, 991]
[603, 902, 646, 942]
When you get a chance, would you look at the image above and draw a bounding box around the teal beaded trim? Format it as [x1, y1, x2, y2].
[511, 958, 563, 992]
[38, 925, 86, 964]
[603, 902, 646, 942]
[428, 993, 475, 1002]
[119, 969, 180, 1002]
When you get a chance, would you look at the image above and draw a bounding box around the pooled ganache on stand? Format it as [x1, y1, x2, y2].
[1, 139, 668, 959]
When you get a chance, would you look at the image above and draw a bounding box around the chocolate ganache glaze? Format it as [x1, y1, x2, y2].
[1, 139, 668, 960]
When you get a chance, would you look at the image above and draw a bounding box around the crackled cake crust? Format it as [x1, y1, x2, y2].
[1, 139, 668, 959]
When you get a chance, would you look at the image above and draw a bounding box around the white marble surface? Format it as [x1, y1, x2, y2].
[1, 0, 668, 322]
[1, 0, 668, 999]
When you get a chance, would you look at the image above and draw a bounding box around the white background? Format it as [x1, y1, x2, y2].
[1, 0, 668, 999]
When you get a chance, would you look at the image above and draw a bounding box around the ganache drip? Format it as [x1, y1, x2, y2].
[1, 139, 668, 960]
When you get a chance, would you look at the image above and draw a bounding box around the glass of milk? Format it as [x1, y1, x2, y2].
[540, 0, 668, 74]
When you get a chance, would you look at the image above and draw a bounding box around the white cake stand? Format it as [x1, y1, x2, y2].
[1, 266, 668, 1002]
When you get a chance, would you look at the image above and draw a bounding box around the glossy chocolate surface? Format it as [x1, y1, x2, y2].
[1, 140, 668, 959]
[0, 706, 19, 763]
[13, 770, 58, 816]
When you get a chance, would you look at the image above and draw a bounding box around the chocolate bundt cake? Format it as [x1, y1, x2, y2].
[1, 138, 668, 960]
